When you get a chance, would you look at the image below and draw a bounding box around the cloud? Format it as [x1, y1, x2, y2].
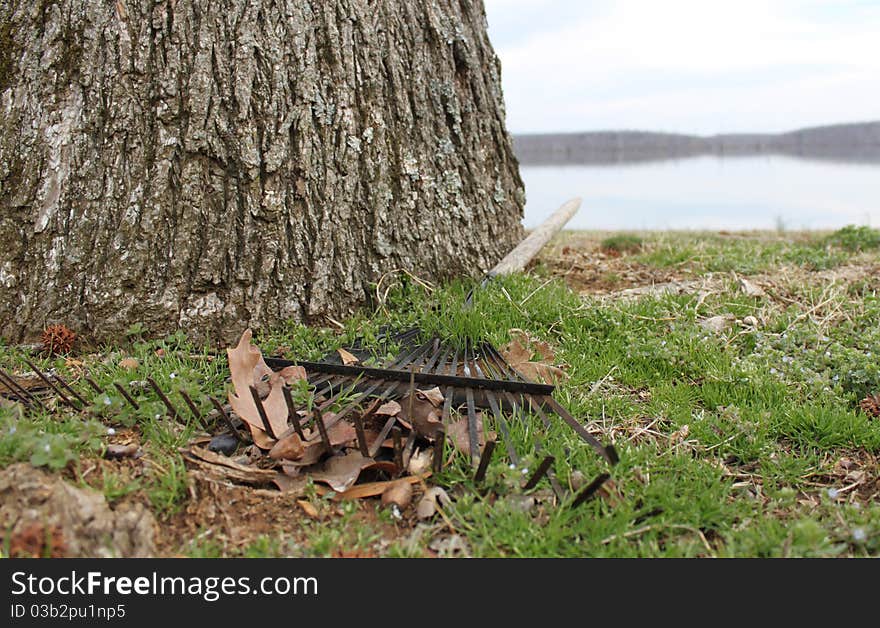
[484, 0, 880, 133]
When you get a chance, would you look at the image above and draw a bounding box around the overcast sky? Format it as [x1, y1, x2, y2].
[483, 0, 880, 135]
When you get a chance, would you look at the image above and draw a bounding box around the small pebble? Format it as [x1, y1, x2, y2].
[853, 528, 867, 542]
[826, 488, 839, 499]
[208, 433, 239, 456]
[107, 427, 116, 436]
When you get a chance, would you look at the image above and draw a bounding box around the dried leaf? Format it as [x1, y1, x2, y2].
[309, 451, 373, 492]
[376, 400, 402, 416]
[699, 315, 735, 333]
[269, 432, 304, 460]
[500, 329, 567, 384]
[407, 448, 433, 475]
[272, 475, 308, 494]
[738, 277, 766, 298]
[297, 499, 319, 519]
[399, 392, 444, 438]
[337, 348, 359, 365]
[104, 444, 139, 459]
[446, 413, 485, 457]
[381, 480, 414, 508]
[416, 387, 444, 407]
[416, 486, 451, 519]
[226, 329, 289, 444]
[118, 357, 140, 370]
[322, 475, 427, 500]
[512, 361, 567, 385]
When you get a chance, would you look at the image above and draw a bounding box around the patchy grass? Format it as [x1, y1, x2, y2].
[2, 229, 880, 557]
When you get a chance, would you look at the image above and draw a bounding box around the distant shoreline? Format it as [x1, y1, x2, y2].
[513, 121, 880, 166]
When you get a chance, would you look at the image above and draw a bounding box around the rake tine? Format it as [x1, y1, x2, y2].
[432, 430, 445, 473]
[113, 382, 140, 410]
[52, 373, 90, 407]
[369, 416, 397, 458]
[249, 385, 277, 440]
[463, 342, 480, 467]
[179, 389, 210, 431]
[148, 377, 180, 421]
[0, 367, 42, 410]
[523, 455, 555, 490]
[84, 376, 104, 394]
[209, 396, 246, 444]
[541, 395, 617, 466]
[22, 358, 78, 410]
[571, 473, 611, 508]
[392, 426, 403, 472]
[308, 340, 437, 436]
[353, 412, 371, 458]
[471, 353, 519, 465]
[401, 429, 417, 469]
[313, 406, 332, 454]
[282, 386, 305, 439]
[474, 439, 496, 483]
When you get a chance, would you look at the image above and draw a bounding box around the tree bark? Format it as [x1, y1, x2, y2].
[0, 0, 524, 345]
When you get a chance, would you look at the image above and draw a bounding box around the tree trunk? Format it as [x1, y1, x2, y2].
[0, 0, 524, 345]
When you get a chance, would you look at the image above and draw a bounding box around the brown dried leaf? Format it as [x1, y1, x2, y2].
[268, 432, 304, 461]
[381, 480, 414, 508]
[446, 414, 485, 457]
[297, 499, 319, 519]
[337, 348, 359, 365]
[376, 400, 402, 416]
[118, 357, 140, 370]
[319, 475, 427, 500]
[417, 387, 444, 407]
[104, 443, 139, 459]
[512, 361, 567, 385]
[399, 392, 444, 438]
[500, 329, 567, 384]
[226, 329, 289, 443]
[309, 451, 373, 493]
[416, 486, 451, 519]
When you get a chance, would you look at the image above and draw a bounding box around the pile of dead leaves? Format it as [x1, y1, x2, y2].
[183, 331, 474, 515]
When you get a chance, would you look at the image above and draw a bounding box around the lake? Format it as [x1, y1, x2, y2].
[520, 156, 880, 231]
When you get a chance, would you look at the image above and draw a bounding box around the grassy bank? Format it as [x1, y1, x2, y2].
[3, 227, 880, 557]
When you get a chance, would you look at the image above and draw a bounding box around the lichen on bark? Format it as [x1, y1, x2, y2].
[0, 0, 524, 345]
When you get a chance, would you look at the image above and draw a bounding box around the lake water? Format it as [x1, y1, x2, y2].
[520, 156, 880, 231]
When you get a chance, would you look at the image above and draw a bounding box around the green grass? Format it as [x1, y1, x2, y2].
[2, 229, 880, 557]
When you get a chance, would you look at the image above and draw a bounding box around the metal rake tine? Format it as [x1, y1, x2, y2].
[83, 376, 104, 394]
[392, 426, 404, 472]
[462, 341, 483, 467]
[22, 358, 78, 410]
[209, 396, 246, 444]
[313, 406, 332, 454]
[353, 412, 371, 458]
[52, 373, 90, 407]
[471, 352, 520, 466]
[369, 416, 397, 458]
[474, 439, 496, 483]
[0, 367, 43, 410]
[282, 386, 306, 439]
[432, 430, 445, 473]
[249, 385, 277, 440]
[523, 455, 555, 490]
[571, 473, 611, 508]
[179, 389, 210, 431]
[148, 377, 180, 421]
[113, 382, 140, 410]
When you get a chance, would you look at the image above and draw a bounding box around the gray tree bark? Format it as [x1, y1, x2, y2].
[0, 0, 524, 345]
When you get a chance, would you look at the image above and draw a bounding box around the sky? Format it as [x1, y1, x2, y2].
[482, 0, 880, 135]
